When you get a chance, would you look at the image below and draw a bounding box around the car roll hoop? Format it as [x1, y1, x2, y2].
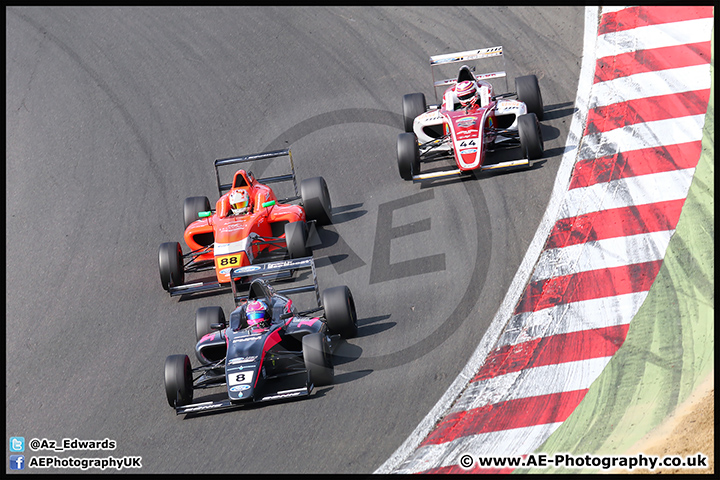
[214, 149, 300, 204]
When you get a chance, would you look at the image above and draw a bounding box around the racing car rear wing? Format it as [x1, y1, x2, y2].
[430, 46, 507, 100]
[230, 256, 321, 308]
[214, 149, 300, 204]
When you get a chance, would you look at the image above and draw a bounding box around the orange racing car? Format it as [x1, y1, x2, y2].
[158, 149, 332, 297]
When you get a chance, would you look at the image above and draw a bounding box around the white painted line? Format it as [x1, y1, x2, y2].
[450, 356, 614, 414]
[394, 423, 565, 473]
[531, 230, 674, 281]
[601, 6, 631, 15]
[590, 65, 711, 108]
[580, 114, 707, 158]
[596, 17, 714, 58]
[557, 168, 697, 220]
[497, 292, 646, 347]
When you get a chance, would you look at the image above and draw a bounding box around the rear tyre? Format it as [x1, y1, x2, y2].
[515, 75, 544, 120]
[158, 242, 184, 291]
[195, 306, 225, 342]
[402, 92, 427, 133]
[183, 196, 211, 229]
[302, 333, 334, 387]
[518, 113, 544, 160]
[300, 176, 332, 225]
[397, 132, 420, 181]
[323, 285, 358, 339]
[164, 354, 193, 407]
[285, 221, 310, 258]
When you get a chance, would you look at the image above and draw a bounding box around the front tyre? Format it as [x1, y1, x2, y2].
[302, 333, 334, 387]
[517, 113, 544, 160]
[397, 132, 420, 181]
[164, 354, 193, 407]
[284, 221, 310, 258]
[323, 285, 358, 339]
[300, 176, 332, 226]
[158, 242, 184, 291]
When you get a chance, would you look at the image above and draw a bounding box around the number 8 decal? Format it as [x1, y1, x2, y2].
[229, 370, 253, 385]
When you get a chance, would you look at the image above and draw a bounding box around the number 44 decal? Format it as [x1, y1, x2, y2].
[459, 140, 476, 147]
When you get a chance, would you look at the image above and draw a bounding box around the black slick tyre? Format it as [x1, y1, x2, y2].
[517, 113, 544, 160]
[164, 354, 193, 407]
[158, 241, 184, 291]
[195, 306, 225, 342]
[183, 196, 211, 229]
[515, 75, 544, 120]
[302, 333, 334, 387]
[284, 221, 310, 258]
[323, 285, 358, 339]
[402, 92, 427, 133]
[397, 132, 420, 181]
[300, 176, 332, 225]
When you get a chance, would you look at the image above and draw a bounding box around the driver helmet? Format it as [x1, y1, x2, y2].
[229, 189, 250, 215]
[246, 299, 268, 327]
[456, 80, 478, 108]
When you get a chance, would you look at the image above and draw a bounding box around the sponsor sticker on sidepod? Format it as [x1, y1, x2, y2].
[456, 116, 477, 128]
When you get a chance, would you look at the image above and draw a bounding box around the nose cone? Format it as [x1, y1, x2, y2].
[451, 114, 482, 169]
[225, 330, 264, 400]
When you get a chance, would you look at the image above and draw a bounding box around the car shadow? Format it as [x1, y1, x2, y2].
[541, 101, 576, 121]
[329, 202, 367, 224]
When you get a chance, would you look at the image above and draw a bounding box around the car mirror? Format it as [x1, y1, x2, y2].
[261, 200, 276, 208]
[210, 322, 225, 330]
[198, 211, 212, 218]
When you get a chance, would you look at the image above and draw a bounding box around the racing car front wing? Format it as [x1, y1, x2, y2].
[174, 385, 313, 415]
[411, 158, 530, 182]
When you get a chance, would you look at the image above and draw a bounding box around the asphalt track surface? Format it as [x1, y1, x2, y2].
[6, 7, 584, 474]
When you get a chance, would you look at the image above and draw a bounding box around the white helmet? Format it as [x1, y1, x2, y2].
[456, 80, 478, 108]
[229, 189, 250, 215]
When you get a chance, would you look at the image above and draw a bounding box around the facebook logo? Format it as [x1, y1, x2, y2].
[10, 455, 25, 470]
[10, 437, 25, 452]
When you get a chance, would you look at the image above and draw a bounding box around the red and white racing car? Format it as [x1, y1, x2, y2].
[397, 46, 544, 182]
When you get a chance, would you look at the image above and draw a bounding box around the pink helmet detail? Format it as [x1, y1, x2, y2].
[246, 299, 268, 327]
[456, 80, 477, 107]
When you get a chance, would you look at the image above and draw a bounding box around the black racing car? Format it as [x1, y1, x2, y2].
[163, 257, 357, 414]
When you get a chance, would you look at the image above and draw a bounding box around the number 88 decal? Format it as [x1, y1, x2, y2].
[219, 256, 239, 267]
